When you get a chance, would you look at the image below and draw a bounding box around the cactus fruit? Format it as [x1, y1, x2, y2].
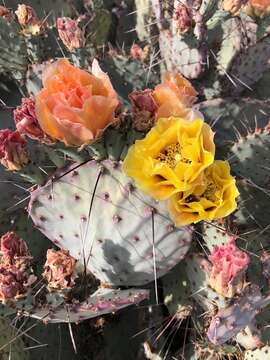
[28, 160, 192, 286]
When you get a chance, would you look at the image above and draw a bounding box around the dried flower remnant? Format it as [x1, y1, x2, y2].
[57, 17, 85, 51]
[129, 89, 158, 131]
[0, 130, 29, 171]
[174, 3, 193, 33]
[43, 249, 77, 290]
[14, 97, 53, 144]
[0, 231, 28, 261]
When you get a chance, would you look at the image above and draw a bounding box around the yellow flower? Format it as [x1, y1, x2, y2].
[123, 117, 215, 200]
[168, 160, 239, 226]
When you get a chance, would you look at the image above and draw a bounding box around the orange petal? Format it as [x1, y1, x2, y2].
[92, 59, 119, 100]
[81, 95, 119, 136]
[53, 118, 94, 146]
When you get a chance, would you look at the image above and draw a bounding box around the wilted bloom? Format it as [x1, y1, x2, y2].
[168, 161, 239, 226]
[244, 0, 270, 16]
[0, 231, 28, 261]
[208, 238, 250, 298]
[57, 17, 85, 52]
[123, 117, 215, 200]
[14, 97, 53, 144]
[130, 44, 149, 61]
[0, 5, 12, 20]
[129, 89, 158, 131]
[35, 59, 119, 146]
[153, 72, 198, 120]
[0, 129, 29, 171]
[15, 4, 43, 34]
[15, 4, 36, 25]
[0, 264, 36, 302]
[223, 0, 248, 15]
[174, 3, 193, 33]
[43, 249, 77, 290]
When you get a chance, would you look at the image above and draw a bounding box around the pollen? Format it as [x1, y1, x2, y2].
[157, 143, 190, 168]
[203, 181, 217, 202]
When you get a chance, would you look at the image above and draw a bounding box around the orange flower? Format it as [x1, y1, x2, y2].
[153, 72, 197, 119]
[245, 0, 270, 15]
[35, 59, 119, 146]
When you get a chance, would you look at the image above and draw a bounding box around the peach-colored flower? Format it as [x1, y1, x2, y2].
[223, 0, 248, 15]
[43, 249, 77, 290]
[153, 72, 198, 120]
[35, 59, 119, 146]
[244, 0, 270, 15]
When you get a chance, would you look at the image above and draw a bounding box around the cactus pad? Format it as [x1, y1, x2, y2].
[245, 345, 270, 360]
[29, 160, 192, 286]
[28, 288, 149, 323]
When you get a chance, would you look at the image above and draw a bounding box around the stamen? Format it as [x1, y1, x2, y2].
[157, 143, 190, 168]
[203, 181, 217, 202]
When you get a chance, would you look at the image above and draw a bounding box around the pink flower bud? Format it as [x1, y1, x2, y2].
[57, 17, 85, 51]
[43, 249, 77, 290]
[14, 97, 53, 144]
[0, 231, 28, 261]
[0, 130, 29, 171]
[208, 238, 250, 298]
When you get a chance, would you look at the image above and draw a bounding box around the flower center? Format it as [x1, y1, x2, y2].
[203, 181, 217, 202]
[157, 143, 190, 168]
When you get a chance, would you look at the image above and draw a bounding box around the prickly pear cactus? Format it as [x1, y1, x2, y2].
[1, 0, 270, 358]
[29, 160, 192, 286]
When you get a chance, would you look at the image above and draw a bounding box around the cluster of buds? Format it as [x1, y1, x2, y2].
[208, 238, 250, 298]
[14, 97, 53, 144]
[0, 232, 36, 303]
[57, 17, 85, 52]
[43, 249, 77, 291]
[0, 129, 29, 171]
